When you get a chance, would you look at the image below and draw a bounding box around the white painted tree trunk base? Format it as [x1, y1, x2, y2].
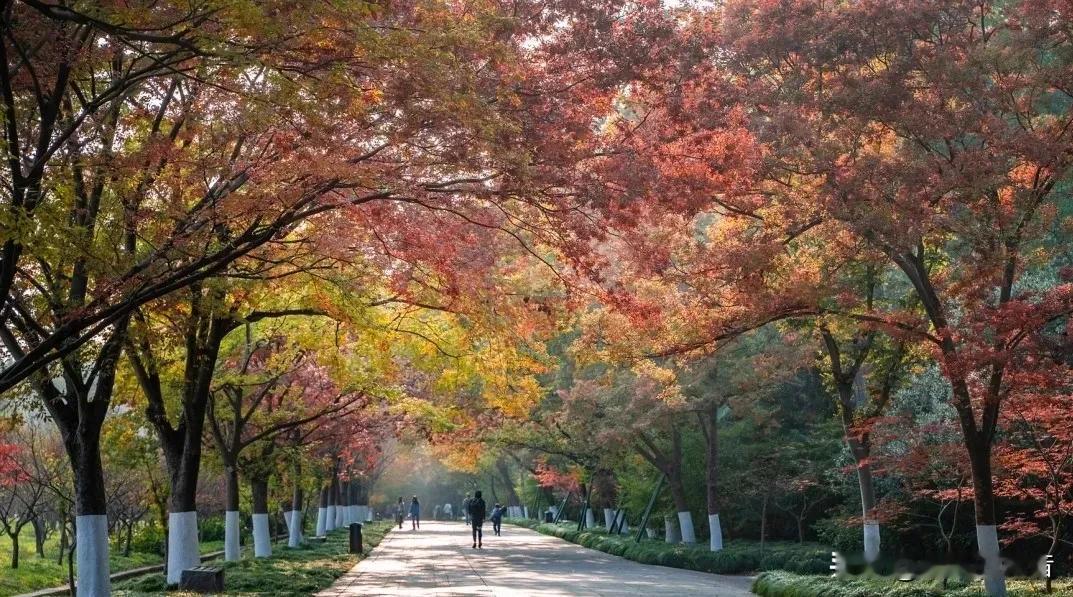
[252, 513, 272, 558]
[224, 511, 240, 561]
[678, 511, 696, 544]
[334, 504, 344, 528]
[584, 508, 596, 529]
[603, 508, 614, 529]
[325, 506, 336, 532]
[167, 511, 201, 585]
[365, 505, 373, 522]
[316, 507, 327, 536]
[287, 510, 302, 547]
[76, 515, 111, 597]
[708, 514, 724, 551]
[864, 522, 880, 563]
[664, 516, 681, 544]
[976, 525, 1008, 597]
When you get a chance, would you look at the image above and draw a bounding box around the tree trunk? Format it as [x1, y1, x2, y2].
[125, 523, 133, 557]
[350, 478, 360, 526]
[895, 254, 1006, 596]
[963, 423, 1005, 597]
[760, 491, 768, 553]
[57, 515, 67, 566]
[162, 423, 205, 584]
[316, 483, 329, 536]
[848, 435, 880, 563]
[666, 471, 696, 544]
[251, 478, 272, 558]
[136, 290, 230, 584]
[635, 426, 695, 544]
[702, 406, 723, 551]
[343, 477, 353, 525]
[327, 470, 338, 531]
[663, 514, 681, 544]
[289, 460, 304, 548]
[33, 517, 45, 557]
[61, 411, 112, 597]
[10, 530, 19, 569]
[496, 458, 522, 506]
[224, 466, 240, 561]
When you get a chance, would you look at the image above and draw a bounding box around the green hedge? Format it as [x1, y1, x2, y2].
[751, 571, 1072, 597]
[509, 519, 829, 576]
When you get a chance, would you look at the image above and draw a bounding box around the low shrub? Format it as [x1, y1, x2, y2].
[199, 515, 227, 542]
[512, 521, 831, 576]
[128, 524, 167, 556]
[751, 570, 1073, 597]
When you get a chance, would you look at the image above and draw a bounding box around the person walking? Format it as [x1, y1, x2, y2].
[444, 502, 453, 520]
[395, 497, 405, 529]
[467, 490, 487, 548]
[462, 493, 472, 526]
[490, 503, 505, 536]
[409, 496, 421, 530]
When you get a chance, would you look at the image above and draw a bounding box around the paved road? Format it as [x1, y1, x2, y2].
[318, 521, 754, 596]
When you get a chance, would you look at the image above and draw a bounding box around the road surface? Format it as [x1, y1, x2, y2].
[318, 520, 754, 596]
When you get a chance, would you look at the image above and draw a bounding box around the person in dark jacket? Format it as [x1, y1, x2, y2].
[489, 503, 506, 536]
[409, 496, 421, 530]
[467, 490, 487, 548]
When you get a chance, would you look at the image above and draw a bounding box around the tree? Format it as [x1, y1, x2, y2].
[814, 311, 909, 563]
[570, 2, 1073, 593]
[714, 3, 1073, 591]
[0, 430, 46, 568]
[0, 2, 491, 590]
[206, 325, 371, 559]
[994, 343, 1073, 591]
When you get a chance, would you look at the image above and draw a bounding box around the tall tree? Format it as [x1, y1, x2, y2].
[710, 2, 1073, 592]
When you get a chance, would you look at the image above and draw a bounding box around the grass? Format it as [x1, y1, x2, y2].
[0, 526, 237, 597]
[508, 518, 830, 576]
[113, 521, 392, 596]
[752, 570, 1073, 597]
[0, 526, 164, 597]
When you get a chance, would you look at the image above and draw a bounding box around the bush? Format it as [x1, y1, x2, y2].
[200, 515, 227, 542]
[512, 521, 831, 575]
[813, 516, 865, 555]
[128, 523, 166, 555]
[751, 571, 1073, 597]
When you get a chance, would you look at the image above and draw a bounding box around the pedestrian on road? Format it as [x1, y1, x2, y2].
[490, 503, 505, 536]
[462, 493, 472, 526]
[395, 496, 405, 529]
[410, 496, 421, 529]
[468, 490, 487, 548]
[444, 502, 453, 520]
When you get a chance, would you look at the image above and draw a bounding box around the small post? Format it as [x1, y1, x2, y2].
[348, 523, 363, 554]
[635, 474, 666, 544]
